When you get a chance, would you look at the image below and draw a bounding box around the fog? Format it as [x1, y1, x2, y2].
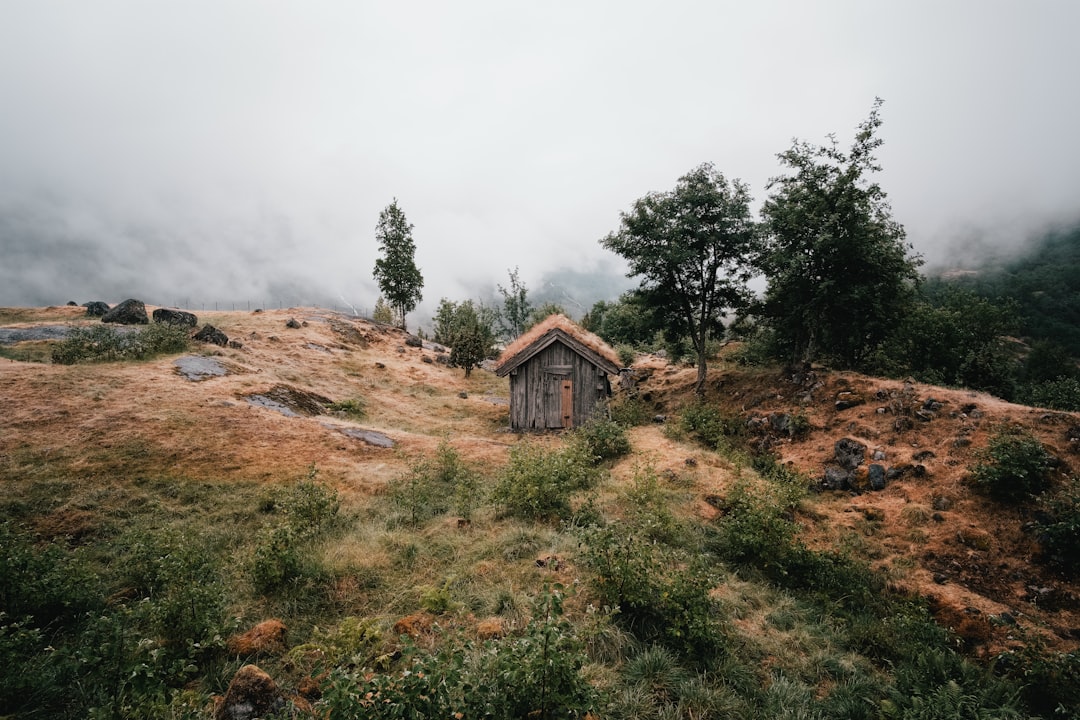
[1, 2, 1077, 321]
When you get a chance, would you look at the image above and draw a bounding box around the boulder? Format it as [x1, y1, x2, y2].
[404, 335, 423, 348]
[213, 665, 286, 720]
[868, 463, 886, 491]
[153, 308, 198, 327]
[834, 437, 867, 471]
[823, 465, 851, 491]
[101, 298, 148, 325]
[194, 324, 229, 347]
[285, 317, 301, 329]
[83, 301, 110, 317]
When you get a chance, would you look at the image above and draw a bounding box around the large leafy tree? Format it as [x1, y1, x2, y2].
[758, 99, 921, 368]
[373, 198, 424, 331]
[601, 163, 758, 394]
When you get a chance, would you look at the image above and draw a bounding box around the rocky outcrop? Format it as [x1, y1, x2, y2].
[83, 301, 110, 317]
[194, 324, 229, 347]
[101, 299, 148, 325]
[153, 308, 198, 327]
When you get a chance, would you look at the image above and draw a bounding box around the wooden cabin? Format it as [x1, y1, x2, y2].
[495, 314, 622, 431]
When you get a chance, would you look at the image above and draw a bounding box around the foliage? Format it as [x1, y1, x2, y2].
[678, 402, 747, 453]
[1034, 480, 1080, 576]
[572, 414, 631, 461]
[52, 322, 190, 364]
[528, 301, 568, 329]
[389, 440, 479, 524]
[873, 285, 1020, 396]
[373, 198, 424, 331]
[757, 98, 922, 368]
[322, 584, 597, 719]
[328, 395, 367, 420]
[434, 298, 497, 377]
[251, 469, 341, 592]
[496, 266, 533, 340]
[372, 295, 394, 324]
[969, 426, 1054, 503]
[608, 394, 651, 427]
[1018, 376, 1080, 412]
[601, 162, 758, 394]
[492, 440, 601, 521]
[578, 522, 727, 660]
[582, 291, 662, 350]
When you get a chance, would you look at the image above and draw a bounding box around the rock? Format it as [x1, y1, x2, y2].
[101, 298, 149, 325]
[227, 619, 288, 656]
[652, 414, 668, 424]
[66, 300, 77, 306]
[933, 573, 949, 585]
[823, 465, 851, 491]
[214, 665, 286, 720]
[174, 355, 228, 381]
[152, 308, 198, 327]
[83, 301, 110, 317]
[404, 335, 423, 348]
[923, 398, 944, 412]
[458, 392, 468, 399]
[375, 362, 386, 369]
[868, 463, 886, 491]
[913, 450, 936, 461]
[422, 355, 433, 364]
[194, 325, 229, 346]
[834, 438, 867, 471]
[285, 317, 301, 329]
[931, 496, 952, 511]
[768, 412, 792, 436]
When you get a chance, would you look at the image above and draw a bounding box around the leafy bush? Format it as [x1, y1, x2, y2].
[1034, 481, 1080, 576]
[328, 396, 367, 420]
[608, 395, 651, 427]
[572, 415, 631, 462]
[322, 585, 597, 719]
[578, 523, 726, 660]
[678, 402, 747, 452]
[1020, 377, 1080, 412]
[492, 441, 601, 521]
[52, 323, 190, 364]
[970, 426, 1054, 502]
[389, 441, 478, 524]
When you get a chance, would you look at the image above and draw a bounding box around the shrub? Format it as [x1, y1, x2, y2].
[1034, 481, 1080, 576]
[678, 403, 746, 452]
[52, 323, 189, 364]
[1020, 377, 1080, 412]
[970, 426, 1054, 502]
[493, 441, 601, 522]
[608, 395, 651, 427]
[578, 523, 726, 660]
[328, 396, 367, 420]
[389, 441, 478, 524]
[322, 585, 597, 719]
[572, 415, 631, 462]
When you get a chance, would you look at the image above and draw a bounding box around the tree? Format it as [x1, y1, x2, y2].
[496, 267, 533, 340]
[373, 199, 424, 331]
[433, 298, 496, 378]
[372, 296, 394, 325]
[600, 163, 758, 394]
[758, 99, 921, 368]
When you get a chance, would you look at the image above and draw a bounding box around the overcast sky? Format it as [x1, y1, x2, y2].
[1, 1, 1078, 318]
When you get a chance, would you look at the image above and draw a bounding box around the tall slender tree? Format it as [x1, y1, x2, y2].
[373, 198, 424, 331]
[758, 99, 921, 368]
[601, 163, 758, 394]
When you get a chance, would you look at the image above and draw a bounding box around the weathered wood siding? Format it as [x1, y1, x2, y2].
[508, 339, 610, 430]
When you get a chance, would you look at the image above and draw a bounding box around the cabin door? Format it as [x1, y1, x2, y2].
[543, 366, 573, 429]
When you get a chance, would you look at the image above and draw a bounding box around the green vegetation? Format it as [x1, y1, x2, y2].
[51, 322, 190, 364]
[372, 198, 424, 331]
[432, 297, 498, 377]
[969, 425, 1054, 503]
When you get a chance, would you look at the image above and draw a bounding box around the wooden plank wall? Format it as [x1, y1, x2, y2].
[508, 340, 608, 430]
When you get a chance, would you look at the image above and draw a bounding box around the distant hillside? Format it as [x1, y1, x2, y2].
[934, 223, 1080, 356]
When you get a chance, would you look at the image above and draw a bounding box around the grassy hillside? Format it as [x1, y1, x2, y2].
[1, 306, 1078, 718]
